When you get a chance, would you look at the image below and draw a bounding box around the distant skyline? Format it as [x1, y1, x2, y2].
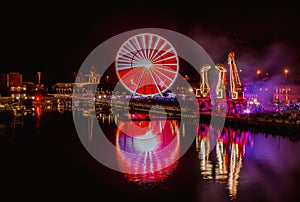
[1, 3, 299, 85]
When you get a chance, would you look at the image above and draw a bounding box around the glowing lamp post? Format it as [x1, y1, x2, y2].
[284, 69, 288, 79]
[256, 69, 261, 80]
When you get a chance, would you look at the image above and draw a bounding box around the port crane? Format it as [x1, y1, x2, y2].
[228, 52, 244, 100]
[215, 63, 227, 99]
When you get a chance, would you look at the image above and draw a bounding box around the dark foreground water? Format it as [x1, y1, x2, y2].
[1, 107, 300, 201]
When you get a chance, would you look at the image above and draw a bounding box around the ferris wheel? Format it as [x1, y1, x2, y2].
[115, 33, 179, 96]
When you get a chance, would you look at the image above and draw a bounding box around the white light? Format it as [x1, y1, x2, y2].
[134, 131, 158, 152]
[244, 109, 250, 113]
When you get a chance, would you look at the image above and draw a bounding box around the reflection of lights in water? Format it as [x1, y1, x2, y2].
[134, 131, 158, 152]
[197, 124, 249, 199]
[195, 123, 209, 151]
[197, 124, 213, 179]
[36, 106, 42, 128]
[115, 120, 180, 183]
[108, 114, 111, 125]
[57, 105, 64, 114]
[87, 115, 94, 142]
[182, 123, 185, 137]
[199, 138, 213, 179]
[215, 140, 228, 180]
[228, 143, 243, 200]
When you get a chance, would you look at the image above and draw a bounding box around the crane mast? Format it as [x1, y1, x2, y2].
[228, 52, 244, 100]
[215, 63, 227, 99]
[200, 64, 212, 98]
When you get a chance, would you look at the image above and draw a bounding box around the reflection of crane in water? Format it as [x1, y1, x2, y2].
[227, 142, 243, 199]
[196, 123, 213, 179]
[196, 124, 252, 199]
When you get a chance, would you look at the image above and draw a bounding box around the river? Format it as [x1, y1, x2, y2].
[1, 106, 300, 201]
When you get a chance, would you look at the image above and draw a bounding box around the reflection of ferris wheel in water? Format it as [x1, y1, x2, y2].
[115, 33, 179, 96]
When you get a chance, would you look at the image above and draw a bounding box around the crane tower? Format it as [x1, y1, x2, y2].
[199, 64, 212, 98]
[215, 63, 227, 99]
[228, 52, 244, 100]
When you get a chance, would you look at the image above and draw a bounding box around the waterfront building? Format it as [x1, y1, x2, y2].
[274, 80, 300, 105]
[7, 72, 22, 90]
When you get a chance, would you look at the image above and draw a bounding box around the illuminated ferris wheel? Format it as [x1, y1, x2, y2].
[115, 33, 179, 96]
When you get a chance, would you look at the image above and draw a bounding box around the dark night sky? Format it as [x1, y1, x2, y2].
[1, 2, 299, 87]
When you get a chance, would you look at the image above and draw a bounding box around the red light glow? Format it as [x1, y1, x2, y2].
[115, 120, 180, 183]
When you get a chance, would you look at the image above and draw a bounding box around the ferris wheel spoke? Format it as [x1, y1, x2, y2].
[132, 38, 146, 59]
[153, 65, 178, 74]
[131, 63, 147, 68]
[152, 67, 173, 82]
[125, 41, 144, 60]
[150, 41, 167, 61]
[119, 55, 142, 67]
[120, 46, 143, 62]
[134, 35, 146, 59]
[154, 63, 178, 67]
[119, 49, 135, 60]
[116, 54, 138, 64]
[147, 34, 153, 59]
[153, 54, 177, 64]
[149, 36, 160, 60]
[141, 35, 148, 59]
[149, 68, 163, 96]
[116, 60, 131, 66]
[133, 67, 147, 95]
[150, 68, 168, 88]
[152, 47, 174, 62]
[116, 64, 132, 70]
[117, 65, 139, 71]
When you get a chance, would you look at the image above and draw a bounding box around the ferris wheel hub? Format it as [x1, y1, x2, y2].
[138, 59, 153, 69]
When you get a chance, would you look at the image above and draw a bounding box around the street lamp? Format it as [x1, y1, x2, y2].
[106, 75, 109, 83]
[256, 69, 261, 80]
[184, 75, 190, 81]
[284, 68, 288, 79]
